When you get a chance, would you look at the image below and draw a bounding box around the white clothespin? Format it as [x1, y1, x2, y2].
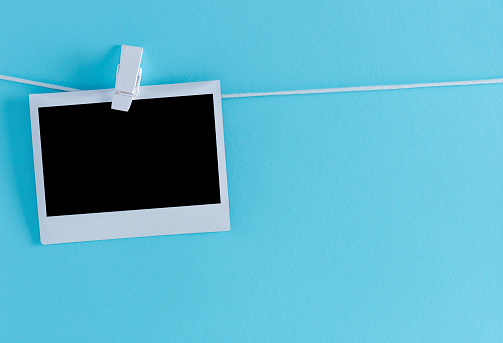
[112, 45, 143, 111]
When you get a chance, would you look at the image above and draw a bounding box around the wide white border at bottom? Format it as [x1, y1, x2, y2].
[41, 204, 230, 244]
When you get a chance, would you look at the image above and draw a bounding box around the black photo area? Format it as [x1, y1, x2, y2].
[38, 94, 221, 217]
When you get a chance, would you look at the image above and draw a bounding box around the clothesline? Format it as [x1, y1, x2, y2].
[2, 74, 503, 99]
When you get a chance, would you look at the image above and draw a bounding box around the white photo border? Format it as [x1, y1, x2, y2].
[30, 81, 230, 244]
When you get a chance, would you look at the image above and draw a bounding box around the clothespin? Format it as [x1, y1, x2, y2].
[111, 45, 143, 111]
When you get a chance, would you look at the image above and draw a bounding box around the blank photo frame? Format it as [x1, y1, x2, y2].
[30, 81, 230, 244]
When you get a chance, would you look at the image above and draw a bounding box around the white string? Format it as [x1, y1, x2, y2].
[221, 78, 503, 98]
[0, 74, 79, 92]
[2, 74, 503, 98]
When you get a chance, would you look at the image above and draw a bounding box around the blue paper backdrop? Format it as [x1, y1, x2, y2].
[1, 1, 502, 341]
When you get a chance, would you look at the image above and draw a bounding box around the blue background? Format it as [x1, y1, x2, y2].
[1, 1, 502, 341]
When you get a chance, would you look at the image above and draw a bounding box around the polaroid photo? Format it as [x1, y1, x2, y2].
[29, 80, 230, 244]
